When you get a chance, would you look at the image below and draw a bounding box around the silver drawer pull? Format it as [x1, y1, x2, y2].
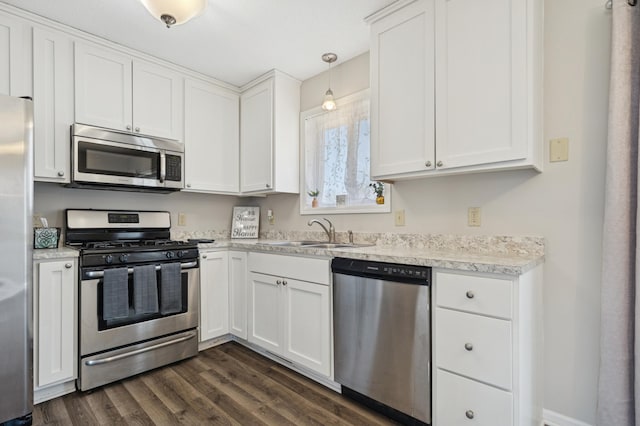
[277, 280, 282, 285]
[65, 263, 72, 269]
[282, 280, 287, 286]
[464, 343, 473, 351]
[466, 290, 475, 299]
[465, 410, 474, 419]
[85, 261, 197, 278]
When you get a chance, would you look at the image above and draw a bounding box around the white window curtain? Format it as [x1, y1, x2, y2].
[597, 1, 640, 425]
[304, 96, 373, 207]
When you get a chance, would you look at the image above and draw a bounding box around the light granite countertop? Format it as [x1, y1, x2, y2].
[32, 232, 544, 275]
[33, 247, 79, 260]
[196, 234, 544, 276]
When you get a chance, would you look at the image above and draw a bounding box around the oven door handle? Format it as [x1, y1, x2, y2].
[84, 261, 197, 279]
[84, 331, 197, 366]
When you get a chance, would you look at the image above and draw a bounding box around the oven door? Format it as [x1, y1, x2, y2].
[80, 261, 199, 357]
[73, 136, 183, 190]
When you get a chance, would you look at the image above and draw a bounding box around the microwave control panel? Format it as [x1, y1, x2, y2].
[166, 155, 182, 181]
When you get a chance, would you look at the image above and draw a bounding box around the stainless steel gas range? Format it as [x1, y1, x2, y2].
[65, 209, 200, 391]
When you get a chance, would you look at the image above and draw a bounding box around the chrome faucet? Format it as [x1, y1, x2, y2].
[307, 218, 336, 243]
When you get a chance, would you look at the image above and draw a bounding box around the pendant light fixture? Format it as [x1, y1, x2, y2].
[139, 0, 207, 28]
[321, 53, 338, 111]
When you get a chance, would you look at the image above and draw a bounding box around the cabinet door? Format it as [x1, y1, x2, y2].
[33, 26, 74, 183]
[240, 79, 273, 193]
[370, 0, 436, 178]
[434, 0, 528, 169]
[35, 259, 76, 388]
[228, 251, 247, 339]
[132, 59, 184, 140]
[283, 279, 331, 376]
[248, 272, 282, 353]
[74, 42, 132, 132]
[184, 78, 239, 193]
[200, 251, 230, 341]
[0, 13, 29, 97]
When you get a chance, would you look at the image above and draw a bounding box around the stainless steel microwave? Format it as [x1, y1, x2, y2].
[70, 124, 184, 192]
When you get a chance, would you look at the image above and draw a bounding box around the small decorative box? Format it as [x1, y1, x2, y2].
[34, 227, 60, 249]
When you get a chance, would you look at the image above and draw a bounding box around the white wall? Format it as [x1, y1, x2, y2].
[34, 182, 240, 234]
[255, 1, 611, 423]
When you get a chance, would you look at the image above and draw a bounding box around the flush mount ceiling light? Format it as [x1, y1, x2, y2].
[321, 53, 338, 111]
[140, 0, 207, 28]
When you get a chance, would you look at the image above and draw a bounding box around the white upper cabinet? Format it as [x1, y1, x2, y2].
[75, 42, 183, 141]
[240, 70, 300, 194]
[33, 26, 74, 183]
[184, 78, 239, 193]
[132, 59, 184, 140]
[0, 13, 30, 97]
[74, 43, 132, 132]
[370, 0, 436, 177]
[368, 0, 542, 180]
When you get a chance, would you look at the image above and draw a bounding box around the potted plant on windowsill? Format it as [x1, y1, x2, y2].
[308, 189, 320, 208]
[369, 181, 385, 205]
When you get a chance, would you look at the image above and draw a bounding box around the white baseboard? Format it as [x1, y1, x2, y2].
[544, 409, 594, 426]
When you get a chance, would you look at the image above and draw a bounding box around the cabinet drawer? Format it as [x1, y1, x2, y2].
[436, 308, 512, 390]
[436, 271, 512, 319]
[248, 252, 330, 285]
[436, 369, 513, 426]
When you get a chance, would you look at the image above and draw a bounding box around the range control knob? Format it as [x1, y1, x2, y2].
[166, 251, 175, 259]
[177, 250, 185, 258]
[105, 254, 114, 264]
[119, 254, 129, 263]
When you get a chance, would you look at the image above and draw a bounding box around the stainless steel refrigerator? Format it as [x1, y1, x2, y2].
[0, 94, 34, 425]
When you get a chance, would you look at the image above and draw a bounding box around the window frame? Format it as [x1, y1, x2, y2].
[299, 89, 391, 215]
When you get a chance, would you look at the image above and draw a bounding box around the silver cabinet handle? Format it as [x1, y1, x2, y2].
[266, 183, 271, 188]
[466, 291, 475, 299]
[465, 410, 474, 419]
[425, 161, 432, 167]
[465, 343, 473, 351]
[135, 127, 140, 132]
[65, 263, 72, 269]
[126, 125, 132, 130]
[202, 255, 207, 259]
[436, 161, 444, 167]
[282, 280, 287, 286]
[57, 171, 65, 177]
[186, 183, 191, 188]
[276, 280, 282, 285]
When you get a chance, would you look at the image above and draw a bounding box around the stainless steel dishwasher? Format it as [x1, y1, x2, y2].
[332, 257, 431, 425]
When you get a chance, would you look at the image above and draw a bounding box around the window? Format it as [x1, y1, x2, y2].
[300, 90, 390, 215]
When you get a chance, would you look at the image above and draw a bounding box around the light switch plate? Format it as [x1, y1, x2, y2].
[550, 138, 569, 162]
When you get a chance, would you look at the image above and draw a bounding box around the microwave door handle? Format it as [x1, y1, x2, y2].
[159, 151, 166, 183]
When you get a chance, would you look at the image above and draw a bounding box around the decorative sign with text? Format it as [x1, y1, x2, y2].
[231, 207, 260, 239]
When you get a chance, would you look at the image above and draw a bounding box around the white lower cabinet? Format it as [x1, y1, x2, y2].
[433, 268, 543, 425]
[248, 253, 331, 377]
[199, 250, 229, 341]
[33, 258, 77, 397]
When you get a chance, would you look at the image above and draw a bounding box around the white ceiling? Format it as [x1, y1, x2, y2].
[1, 0, 395, 87]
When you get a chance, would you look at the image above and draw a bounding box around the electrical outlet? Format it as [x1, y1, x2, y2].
[394, 209, 406, 226]
[178, 213, 187, 226]
[468, 207, 481, 227]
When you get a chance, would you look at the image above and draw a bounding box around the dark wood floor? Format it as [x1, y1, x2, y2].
[33, 342, 397, 425]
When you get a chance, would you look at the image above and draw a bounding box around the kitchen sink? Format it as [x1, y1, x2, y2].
[261, 241, 373, 249]
[261, 240, 321, 247]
